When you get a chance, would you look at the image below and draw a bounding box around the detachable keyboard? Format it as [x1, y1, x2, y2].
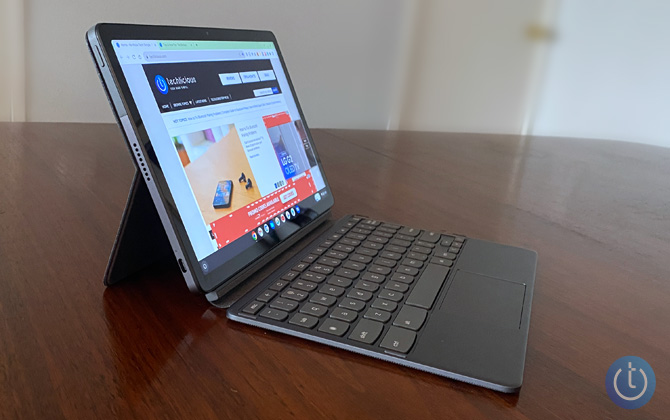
[228, 215, 465, 359]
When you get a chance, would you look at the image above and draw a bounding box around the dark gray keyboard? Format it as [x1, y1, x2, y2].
[230, 215, 465, 356]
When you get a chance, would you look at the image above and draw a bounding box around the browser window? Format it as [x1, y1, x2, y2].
[112, 40, 327, 271]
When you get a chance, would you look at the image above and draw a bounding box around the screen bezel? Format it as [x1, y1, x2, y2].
[93, 23, 335, 293]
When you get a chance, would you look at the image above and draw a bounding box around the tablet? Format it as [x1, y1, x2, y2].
[87, 24, 334, 296]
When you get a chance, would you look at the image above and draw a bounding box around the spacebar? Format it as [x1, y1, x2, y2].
[405, 264, 450, 309]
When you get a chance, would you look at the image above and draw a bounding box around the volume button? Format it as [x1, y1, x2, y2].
[94, 45, 106, 68]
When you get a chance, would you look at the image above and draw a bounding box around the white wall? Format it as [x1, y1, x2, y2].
[399, 0, 545, 134]
[531, 0, 670, 147]
[23, 0, 405, 129]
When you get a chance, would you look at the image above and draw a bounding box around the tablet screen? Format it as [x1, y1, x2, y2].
[111, 39, 330, 276]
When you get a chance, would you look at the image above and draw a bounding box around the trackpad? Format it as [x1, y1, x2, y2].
[442, 270, 526, 329]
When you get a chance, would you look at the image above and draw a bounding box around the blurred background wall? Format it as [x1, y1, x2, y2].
[2, 0, 669, 147]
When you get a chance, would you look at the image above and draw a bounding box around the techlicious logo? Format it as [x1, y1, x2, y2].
[154, 74, 197, 94]
[154, 75, 168, 94]
[606, 356, 656, 409]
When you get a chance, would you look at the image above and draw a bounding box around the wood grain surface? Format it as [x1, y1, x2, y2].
[0, 122, 668, 419]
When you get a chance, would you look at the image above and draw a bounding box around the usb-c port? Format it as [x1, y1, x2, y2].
[178, 258, 188, 273]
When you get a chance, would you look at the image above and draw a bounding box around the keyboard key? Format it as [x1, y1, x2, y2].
[301, 272, 326, 283]
[379, 251, 402, 261]
[259, 308, 288, 321]
[346, 233, 367, 241]
[281, 289, 309, 301]
[352, 227, 373, 235]
[311, 247, 328, 255]
[380, 326, 416, 354]
[302, 254, 318, 264]
[397, 227, 421, 237]
[407, 252, 428, 262]
[368, 265, 392, 275]
[390, 238, 412, 248]
[349, 319, 384, 344]
[364, 308, 392, 323]
[418, 231, 440, 243]
[310, 265, 334, 275]
[340, 238, 361, 247]
[269, 280, 290, 291]
[319, 319, 350, 336]
[293, 280, 318, 292]
[361, 272, 385, 283]
[343, 261, 367, 271]
[377, 226, 398, 234]
[381, 223, 401, 230]
[242, 301, 264, 315]
[325, 250, 348, 260]
[292, 263, 309, 272]
[257, 290, 277, 303]
[318, 257, 342, 267]
[448, 246, 461, 254]
[327, 276, 352, 288]
[270, 298, 299, 312]
[415, 241, 436, 249]
[372, 231, 393, 239]
[405, 264, 450, 309]
[397, 266, 419, 276]
[440, 236, 454, 247]
[356, 247, 378, 257]
[333, 244, 354, 253]
[401, 258, 423, 269]
[362, 219, 381, 227]
[410, 245, 432, 255]
[335, 268, 360, 279]
[371, 298, 397, 312]
[281, 271, 299, 281]
[454, 235, 466, 243]
[391, 273, 415, 284]
[385, 245, 407, 254]
[289, 313, 318, 329]
[375, 258, 397, 268]
[354, 280, 379, 292]
[349, 254, 373, 264]
[430, 257, 453, 267]
[320, 240, 335, 248]
[300, 303, 329, 317]
[368, 236, 389, 244]
[347, 289, 373, 302]
[394, 234, 415, 242]
[339, 298, 366, 311]
[362, 241, 384, 250]
[393, 305, 427, 331]
[320, 284, 346, 297]
[309, 293, 337, 307]
[378, 290, 404, 302]
[330, 307, 358, 323]
[385, 281, 409, 293]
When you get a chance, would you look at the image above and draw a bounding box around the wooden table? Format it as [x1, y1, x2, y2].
[1, 123, 668, 419]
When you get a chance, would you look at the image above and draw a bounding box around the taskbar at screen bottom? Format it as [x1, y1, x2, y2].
[198, 190, 328, 279]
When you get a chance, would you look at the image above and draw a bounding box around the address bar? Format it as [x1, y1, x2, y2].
[143, 50, 246, 63]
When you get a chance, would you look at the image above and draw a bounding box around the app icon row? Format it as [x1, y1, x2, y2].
[251, 205, 300, 241]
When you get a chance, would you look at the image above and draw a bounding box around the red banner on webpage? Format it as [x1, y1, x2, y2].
[209, 170, 317, 248]
[262, 112, 291, 128]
